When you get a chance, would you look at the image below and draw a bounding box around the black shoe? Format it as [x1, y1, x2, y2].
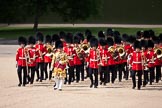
[40, 79, 42, 82]
[54, 88, 57, 90]
[143, 85, 146, 87]
[132, 86, 136, 89]
[76, 80, 79, 83]
[22, 84, 25, 87]
[138, 87, 141, 90]
[150, 83, 152, 85]
[18, 83, 21, 87]
[90, 84, 93, 88]
[59, 89, 62, 91]
[64, 81, 67, 84]
[100, 82, 102, 85]
[103, 82, 106, 86]
[36, 79, 39, 82]
[94, 85, 98, 88]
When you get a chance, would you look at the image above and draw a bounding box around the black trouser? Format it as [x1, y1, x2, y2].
[123, 62, 129, 80]
[155, 65, 161, 82]
[132, 70, 142, 89]
[89, 68, 98, 86]
[100, 66, 108, 84]
[44, 62, 51, 80]
[66, 66, 74, 84]
[36, 62, 44, 81]
[17, 66, 27, 85]
[108, 65, 116, 83]
[28, 66, 35, 84]
[143, 70, 149, 86]
[148, 67, 155, 84]
[117, 64, 123, 82]
[80, 62, 85, 81]
[75, 65, 81, 82]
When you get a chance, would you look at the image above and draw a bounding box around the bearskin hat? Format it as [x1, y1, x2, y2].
[99, 39, 107, 46]
[36, 32, 44, 42]
[98, 31, 105, 39]
[122, 34, 129, 42]
[90, 37, 98, 48]
[73, 36, 80, 44]
[65, 33, 73, 43]
[52, 34, 60, 42]
[159, 33, 162, 43]
[134, 40, 141, 49]
[107, 37, 114, 46]
[148, 29, 155, 37]
[147, 40, 154, 48]
[76, 32, 84, 41]
[55, 40, 63, 49]
[45, 35, 52, 43]
[18, 36, 27, 45]
[87, 35, 93, 42]
[143, 30, 150, 39]
[140, 39, 148, 48]
[114, 36, 121, 44]
[85, 29, 92, 37]
[28, 36, 36, 45]
[152, 36, 159, 44]
[59, 31, 66, 39]
[113, 31, 120, 38]
[128, 35, 136, 44]
[106, 28, 113, 36]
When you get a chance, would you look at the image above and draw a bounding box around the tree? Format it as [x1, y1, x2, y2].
[51, 0, 102, 25]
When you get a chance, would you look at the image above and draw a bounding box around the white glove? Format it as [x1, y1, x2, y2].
[59, 61, 63, 64]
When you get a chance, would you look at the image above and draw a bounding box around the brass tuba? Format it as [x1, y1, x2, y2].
[116, 46, 126, 59]
[154, 47, 162, 59]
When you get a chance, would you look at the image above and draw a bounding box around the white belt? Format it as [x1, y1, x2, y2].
[133, 61, 142, 64]
[19, 57, 26, 59]
[90, 59, 98, 62]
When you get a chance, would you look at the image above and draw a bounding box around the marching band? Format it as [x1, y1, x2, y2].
[16, 29, 162, 90]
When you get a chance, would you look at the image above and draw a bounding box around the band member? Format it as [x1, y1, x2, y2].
[146, 40, 157, 85]
[35, 32, 46, 82]
[107, 37, 116, 83]
[51, 40, 68, 91]
[64, 33, 75, 84]
[140, 39, 149, 87]
[73, 36, 83, 83]
[153, 36, 161, 83]
[130, 40, 143, 90]
[16, 36, 27, 86]
[44, 35, 53, 80]
[87, 37, 99, 88]
[27, 36, 37, 84]
[99, 39, 110, 85]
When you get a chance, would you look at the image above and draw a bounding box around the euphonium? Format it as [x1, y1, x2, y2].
[154, 47, 162, 59]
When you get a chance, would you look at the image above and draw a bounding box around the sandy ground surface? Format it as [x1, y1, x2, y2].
[0, 45, 162, 108]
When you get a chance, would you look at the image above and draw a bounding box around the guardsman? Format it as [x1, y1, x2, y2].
[27, 36, 37, 84]
[107, 37, 116, 83]
[16, 36, 27, 87]
[99, 39, 110, 85]
[44, 35, 53, 80]
[130, 40, 143, 90]
[35, 32, 46, 82]
[51, 40, 68, 91]
[73, 36, 82, 83]
[146, 40, 157, 85]
[140, 39, 149, 87]
[152, 36, 161, 83]
[87, 37, 99, 88]
[64, 33, 75, 84]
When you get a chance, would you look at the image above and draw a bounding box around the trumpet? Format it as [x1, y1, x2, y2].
[154, 47, 162, 59]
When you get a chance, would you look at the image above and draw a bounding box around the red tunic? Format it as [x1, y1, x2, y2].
[130, 51, 143, 71]
[27, 47, 37, 67]
[16, 47, 27, 66]
[99, 48, 110, 66]
[64, 46, 75, 66]
[35, 43, 46, 63]
[87, 49, 100, 69]
[146, 50, 157, 68]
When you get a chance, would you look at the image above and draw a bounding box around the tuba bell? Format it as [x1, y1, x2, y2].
[154, 47, 162, 59]
[116, 46, 125, 59]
